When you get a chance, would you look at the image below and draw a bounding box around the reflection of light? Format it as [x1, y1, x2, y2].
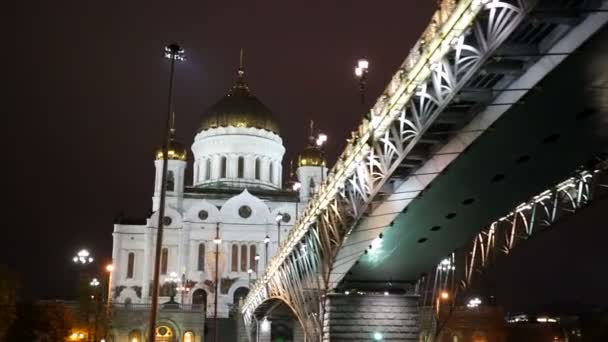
[213, 237, 222, 244]
[440, 291, 450, 301]
[370, 237, 382, 249]
[292, 182, 302, 191]
[184, 331, 194, 342]
[373, 332, 383, 340]
[261, 317, 271, 332]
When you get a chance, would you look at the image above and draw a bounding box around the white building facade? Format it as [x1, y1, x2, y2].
[109, 66, 325, 342]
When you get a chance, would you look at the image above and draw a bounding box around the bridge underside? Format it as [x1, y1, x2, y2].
[347, 25, 608, 288]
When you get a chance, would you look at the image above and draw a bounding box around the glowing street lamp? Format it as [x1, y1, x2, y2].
[373, 332, 383, 341]
[73, 249, 94, 265]
[292, 181, 302, 191]
[89, 278, 100, 287]
[439, 290, 450, 301]
[467, 297, 482, 308]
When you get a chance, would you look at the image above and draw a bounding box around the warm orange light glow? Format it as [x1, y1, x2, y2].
[106, 264, 114, 272]
[440, 291, 450, 300]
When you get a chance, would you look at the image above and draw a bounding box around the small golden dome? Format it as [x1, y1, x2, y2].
[298, 145, 325, 167]
[155, 130, 187, 161]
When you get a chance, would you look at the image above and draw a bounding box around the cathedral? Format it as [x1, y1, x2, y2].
[108, 61, 326, 342]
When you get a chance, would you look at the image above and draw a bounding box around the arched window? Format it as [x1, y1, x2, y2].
[205, 159, 211, 180]
[233, 287, 250, 305]
[126, 252, 135, 278]
[220, 156, 227, 178]
[249, 245, 257, 270]
[240, 245, 248, 271]
[269, 162, 274, 183]
[197, 243, 205, 271]
[192, 289, 207, 310]
[255, 158, 261, 180]
[161, 248, 168, 275]
[166, 170, 175, 191]
[238, 156, 245, 178]
[231, 245, 238, 272]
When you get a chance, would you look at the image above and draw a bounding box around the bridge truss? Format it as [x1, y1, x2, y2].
[420, 160, 608, 309]
[242, 0, 606, 339]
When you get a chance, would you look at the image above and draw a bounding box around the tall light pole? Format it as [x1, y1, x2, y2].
[213, 223, 222, 342]
[148, 43, 185, 342]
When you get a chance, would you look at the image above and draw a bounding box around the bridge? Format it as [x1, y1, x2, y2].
[241, 0, 608, 340]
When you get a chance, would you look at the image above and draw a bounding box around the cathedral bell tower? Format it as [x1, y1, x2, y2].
[296, 121, 327, 202]
[153, 113, 187, 211]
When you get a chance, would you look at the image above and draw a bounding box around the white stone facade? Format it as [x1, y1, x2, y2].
[111, 123, 313, 321]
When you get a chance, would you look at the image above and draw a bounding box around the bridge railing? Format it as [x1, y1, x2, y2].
[244, 0, 503, 313]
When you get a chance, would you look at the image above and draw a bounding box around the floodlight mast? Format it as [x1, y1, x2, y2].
[148, 43, 184, 342]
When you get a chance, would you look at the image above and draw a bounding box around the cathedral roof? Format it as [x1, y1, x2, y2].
[198, 55, 280, 134]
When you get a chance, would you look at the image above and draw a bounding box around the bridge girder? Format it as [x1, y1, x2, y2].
[242, 0, 608, 340]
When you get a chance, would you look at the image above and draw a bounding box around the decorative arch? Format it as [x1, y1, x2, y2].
[218, 189, 271, 224]
[184, 199, 220, 223]
[149, 206, 182, 228]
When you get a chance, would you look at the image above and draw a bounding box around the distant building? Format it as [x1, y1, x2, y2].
[506, 313, 583, 342]
[108, 62, 326, 342]
[422, 305, 507, 342]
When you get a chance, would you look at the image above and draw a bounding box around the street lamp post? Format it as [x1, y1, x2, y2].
[275, 213, 283, 246]
[355, 58, 370, 108]
[72, 249, 94, 342]
[148, 43, 185, 342]
[89, 278, 100, 342]
[315, 133, 327, 183]
[247, 268, 253, 287]
[213, 223, 222, 342]
[263, 235, 270, 268]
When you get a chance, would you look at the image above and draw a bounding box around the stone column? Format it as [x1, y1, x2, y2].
[322, 293, 419, 342]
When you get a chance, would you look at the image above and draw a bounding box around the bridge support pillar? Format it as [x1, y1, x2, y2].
[322, 293, 419, 342]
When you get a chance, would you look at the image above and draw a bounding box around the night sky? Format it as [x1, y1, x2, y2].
[7, 0, 608, 312]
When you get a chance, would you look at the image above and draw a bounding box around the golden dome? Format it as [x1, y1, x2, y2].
[199, 61, 280, 134]
[155, 129, 187, 161]
[298, 145, 325, 167]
